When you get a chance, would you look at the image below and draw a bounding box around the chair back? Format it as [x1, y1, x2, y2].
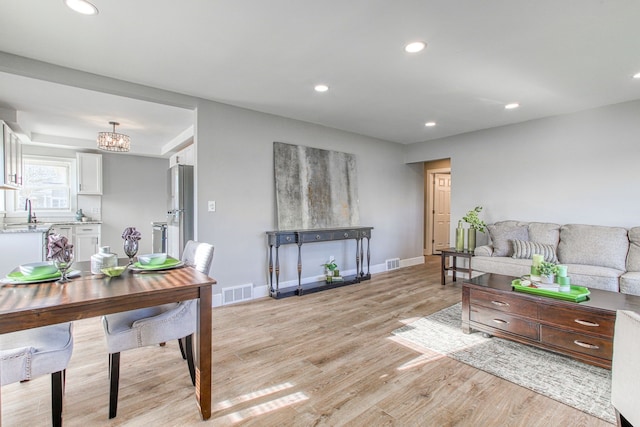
[611, 309, 640, 427]
[181, 240, 214, 274]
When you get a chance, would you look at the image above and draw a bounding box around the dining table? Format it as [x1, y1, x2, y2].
[0, 259, 216, 424]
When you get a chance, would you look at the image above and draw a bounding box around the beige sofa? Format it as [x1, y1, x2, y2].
[471, 221, 640, 295]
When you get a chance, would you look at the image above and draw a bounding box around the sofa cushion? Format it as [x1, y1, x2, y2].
[562, 263, 622, 292]
[471, 256, 532, 278]
[620, 272, 640, 296]
[527, 222, 561, 247]
[557, 224, 629, 271]
[512, 240, 558, 263]
[626, 227, 640, 272]
[487, 223, 529, 257]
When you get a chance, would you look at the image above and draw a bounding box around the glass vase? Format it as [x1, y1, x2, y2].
[123, 239, 139, 265]
[53, 248, 74, 284]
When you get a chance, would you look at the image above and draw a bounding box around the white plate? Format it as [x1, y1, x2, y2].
[1, 270, 81, 285]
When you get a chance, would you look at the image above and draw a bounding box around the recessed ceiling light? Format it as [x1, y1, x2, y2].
[633, 72, 640, 79]
[314, 84, 329, 93]
[64, 0, 98, 15]
[505, 103, 520, 110]
[425, 121, 436, 127]
[405, 41, 427, 53]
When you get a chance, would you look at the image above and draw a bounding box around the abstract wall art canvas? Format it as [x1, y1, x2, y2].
[274, 142, 359, 230]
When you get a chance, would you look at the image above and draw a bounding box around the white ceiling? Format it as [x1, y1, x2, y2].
[1, 0, 639, 156]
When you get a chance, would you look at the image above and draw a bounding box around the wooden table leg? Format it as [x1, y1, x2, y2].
[440, 252, 446, 285]
[196, 285, 212, 420]
[452, 255, 458, 282]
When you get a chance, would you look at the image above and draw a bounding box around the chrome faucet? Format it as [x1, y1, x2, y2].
[25, 198, 32, 223]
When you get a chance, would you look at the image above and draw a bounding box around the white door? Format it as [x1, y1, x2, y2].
[432, 173, 451, 253]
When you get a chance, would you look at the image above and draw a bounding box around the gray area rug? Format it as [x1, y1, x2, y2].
[392, 303, 614, 424]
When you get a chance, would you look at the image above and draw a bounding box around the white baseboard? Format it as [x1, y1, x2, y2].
[212, 256, 428, 307]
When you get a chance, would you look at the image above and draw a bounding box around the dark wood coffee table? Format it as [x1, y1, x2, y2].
[462, 273, 640, 369]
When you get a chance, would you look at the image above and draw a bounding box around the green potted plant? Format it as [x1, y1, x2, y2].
[538, 261, 558, 284]
[462, 206, 487, 251]
[321, 258, 338, 282]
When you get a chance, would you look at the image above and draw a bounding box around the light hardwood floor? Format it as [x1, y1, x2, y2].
[2, 256, 611, 426]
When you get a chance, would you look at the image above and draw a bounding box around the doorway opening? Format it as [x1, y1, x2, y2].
[424, 159, 451, 256]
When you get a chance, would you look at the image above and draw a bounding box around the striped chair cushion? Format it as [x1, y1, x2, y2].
[511, 239, 558, 263]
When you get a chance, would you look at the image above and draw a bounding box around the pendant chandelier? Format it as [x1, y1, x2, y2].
[97, 121, 130, 152]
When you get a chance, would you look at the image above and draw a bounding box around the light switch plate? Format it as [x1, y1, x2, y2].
[208, 200, 216, 212]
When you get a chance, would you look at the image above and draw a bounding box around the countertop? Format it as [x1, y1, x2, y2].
[0, 221, 102, 234]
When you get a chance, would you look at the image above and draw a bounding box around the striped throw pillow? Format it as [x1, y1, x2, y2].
[511, 239, 558, 263]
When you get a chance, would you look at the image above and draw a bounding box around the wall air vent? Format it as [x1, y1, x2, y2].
[386, 258, 400, 271]
[222, 284, 253, 305]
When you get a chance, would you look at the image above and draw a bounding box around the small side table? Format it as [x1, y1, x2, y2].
[440, 248, 473, 285]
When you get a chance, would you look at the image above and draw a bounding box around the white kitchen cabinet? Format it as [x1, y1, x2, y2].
[0, 232, 46, 277]
[77, 152, 102, 195]
[169, 144, 194, 166]
[1, 121, 23, 189]
[74, 224, 101, 262]
[51, 224, 73, 241]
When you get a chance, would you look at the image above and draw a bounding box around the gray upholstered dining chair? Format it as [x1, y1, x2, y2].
[101, 240, 214, 419]
[0, 322, 74, 427]
[611, 309, 640, 427]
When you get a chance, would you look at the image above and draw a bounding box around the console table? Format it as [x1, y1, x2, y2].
[266, 227, 373, 298]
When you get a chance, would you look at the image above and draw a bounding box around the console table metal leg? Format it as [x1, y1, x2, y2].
[359, 238, 365, 277]
[355, 237, 361, 279]
[275, 245, 280, 297]
[366, 236, 371, 277]
[268, 244, 274, 295]
[440, 252, 446, 285]
[297, 241, 303, 294]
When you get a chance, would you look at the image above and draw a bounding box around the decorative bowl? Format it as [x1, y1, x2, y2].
[20, 261, 58, 276]
[101, 266, 127, 277]
[137, 253, 167, 266]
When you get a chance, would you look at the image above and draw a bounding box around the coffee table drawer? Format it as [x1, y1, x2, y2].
[470, 306, 539, 339]
[539, 305, 615, 337]
[470, 289, 538, 317]
[540, 326, 613, 360]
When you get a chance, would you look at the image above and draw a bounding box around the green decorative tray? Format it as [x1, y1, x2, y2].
[512, 279, 590, 302]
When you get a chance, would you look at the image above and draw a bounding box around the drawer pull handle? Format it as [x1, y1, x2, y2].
[573, 340, 599, 350]
[285, 236, 291, 242]
[492, 319, 508, 324]
[344, 232, 349, 238]
[315, 235, 321, 240]
[574, 319, 599, 327]
[491, 301, 509, 307]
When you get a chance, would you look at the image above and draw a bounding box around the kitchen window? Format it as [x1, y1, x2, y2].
[13, 155, 76, 214]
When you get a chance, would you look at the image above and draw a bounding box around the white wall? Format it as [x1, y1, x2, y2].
[101, 153, 168, 254]
[194, 101, 424, 294]
[405, 99, 640, 245]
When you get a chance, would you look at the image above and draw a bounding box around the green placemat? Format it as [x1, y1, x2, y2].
[512, 279, 590, 302]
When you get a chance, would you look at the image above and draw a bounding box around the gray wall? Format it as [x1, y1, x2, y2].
[194, 100, 424, 293]
[1, 56, 424, 297]
[101, 153, 168, 254]
[405, 99, 640, 246]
